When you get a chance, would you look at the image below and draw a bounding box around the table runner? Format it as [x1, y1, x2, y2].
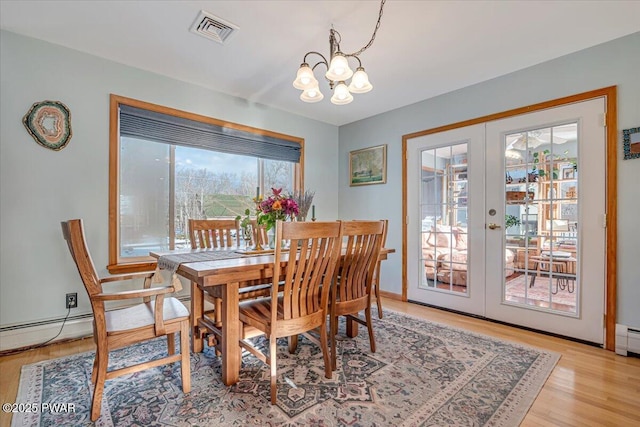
[155, 249, 247, 289]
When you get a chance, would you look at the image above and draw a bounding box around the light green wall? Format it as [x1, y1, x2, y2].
[0, 30, 338, 327]
[2, 28, 639, 341]
[339, 31, 640, 329]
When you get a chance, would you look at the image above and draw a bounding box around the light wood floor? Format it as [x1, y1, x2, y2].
[1, 298, 639, 427]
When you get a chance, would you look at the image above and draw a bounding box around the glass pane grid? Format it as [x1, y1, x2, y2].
[503, 124, 578, 315]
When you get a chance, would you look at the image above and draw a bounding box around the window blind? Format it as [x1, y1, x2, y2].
[119, 105, 301, 163]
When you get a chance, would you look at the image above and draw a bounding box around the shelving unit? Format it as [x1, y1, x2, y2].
[504, 159, 578, 269]
[446, 163, 468, 226]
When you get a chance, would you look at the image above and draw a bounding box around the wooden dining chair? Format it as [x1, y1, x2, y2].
[188, 218, 240, 327]
[238, 220, 342, 403]
[355, 219, 388, 318]
[188, 218, 240, 249]
[330, 220, 384, 370]
[372, 219, 388, 318]
[61, 219, 190, 422]
[188, 218, 271, 341]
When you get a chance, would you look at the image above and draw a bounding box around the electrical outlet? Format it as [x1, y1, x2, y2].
[65, 292, 77, 309]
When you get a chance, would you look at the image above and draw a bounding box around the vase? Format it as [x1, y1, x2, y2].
[267, 227, 276, 249]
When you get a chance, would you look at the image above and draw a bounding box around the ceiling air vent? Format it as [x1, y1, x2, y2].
[190, 10, 239, 44]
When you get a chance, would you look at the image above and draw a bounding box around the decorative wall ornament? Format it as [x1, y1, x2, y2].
[22, 100, 72, 151]
[623, 127, 640, 160]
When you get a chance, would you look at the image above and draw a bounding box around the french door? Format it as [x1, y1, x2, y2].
[406, 124, 487, 316]
[406, 98, 606, 344]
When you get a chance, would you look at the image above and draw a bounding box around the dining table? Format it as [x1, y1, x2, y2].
[149, 245, 394, 386]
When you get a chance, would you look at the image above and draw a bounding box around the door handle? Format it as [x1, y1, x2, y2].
[487, 223, 501, 230]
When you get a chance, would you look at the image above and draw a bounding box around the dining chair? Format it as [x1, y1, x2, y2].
[238, 220, 342, 403]
[188, 218, 240, 249]
[61, 219, 190, 422]
[355, 219, 388, 318]
[330, 220, 385, 370]
[189, 218, 239, 328]
[188, 218, 271, 332]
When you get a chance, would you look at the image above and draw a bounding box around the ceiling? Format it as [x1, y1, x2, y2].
[2, 1, 639, 126]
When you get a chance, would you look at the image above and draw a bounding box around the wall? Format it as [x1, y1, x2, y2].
[0, 30, 339, 346]
[339, 32, 640, 329]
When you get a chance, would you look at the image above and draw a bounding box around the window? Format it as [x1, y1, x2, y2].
[109, 95, 304, 273]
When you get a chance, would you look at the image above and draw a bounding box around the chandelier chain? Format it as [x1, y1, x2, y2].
[344, 0, 386, 57]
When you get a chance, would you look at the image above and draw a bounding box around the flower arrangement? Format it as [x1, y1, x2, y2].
[256, 188, 299, 231]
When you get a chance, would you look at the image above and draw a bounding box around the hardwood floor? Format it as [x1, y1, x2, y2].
[1, 298, 639, 426]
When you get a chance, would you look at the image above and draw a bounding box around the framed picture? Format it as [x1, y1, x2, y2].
[623, 127, 640, 160]
[349, 144, 387, 186]
[562, 166, 575, 180]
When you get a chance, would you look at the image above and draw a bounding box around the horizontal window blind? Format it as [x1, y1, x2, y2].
[119, 105, 301, 163]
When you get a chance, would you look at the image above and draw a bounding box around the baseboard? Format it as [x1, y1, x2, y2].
[379, 290, 402, 301]
[0, 296, 193, 352]
[0, 316, 94, 352]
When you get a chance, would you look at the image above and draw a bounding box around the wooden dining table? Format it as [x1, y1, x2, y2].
[150, 246, 394, 386]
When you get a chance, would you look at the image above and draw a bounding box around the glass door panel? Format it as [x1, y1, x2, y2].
[503, 124, 578, 314]
[420, 143, 468, 294]
[407, 123, 486, 317]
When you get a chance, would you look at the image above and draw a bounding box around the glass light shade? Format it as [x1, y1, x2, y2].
[325, 53, 353, 81]
[300, 85, 324, 103]
[293, 63, 318, 90]
[330, 81, 353, 105]
[348, 67, 373, 93]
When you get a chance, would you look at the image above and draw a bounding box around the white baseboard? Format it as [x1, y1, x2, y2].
[0, 296, 193, 352]
[0, 317, 94, 352]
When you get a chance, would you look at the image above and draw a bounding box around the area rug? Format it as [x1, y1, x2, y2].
[505, 274, 576, 311]
[12, 309, 559, 426]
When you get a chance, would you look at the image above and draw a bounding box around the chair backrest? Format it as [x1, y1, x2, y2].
[61, 219, 103, 311]
[272, 220, 342, 323]
[338, 220, 385, 302]
[189, 218, 240, 249]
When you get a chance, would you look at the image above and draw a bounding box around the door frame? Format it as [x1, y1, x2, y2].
[401, 86, 618, 351]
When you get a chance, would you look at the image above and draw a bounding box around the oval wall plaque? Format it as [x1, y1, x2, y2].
[22, 100, 72, 151]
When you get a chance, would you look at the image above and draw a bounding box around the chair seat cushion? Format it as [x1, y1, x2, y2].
[105, 297, 189, 333]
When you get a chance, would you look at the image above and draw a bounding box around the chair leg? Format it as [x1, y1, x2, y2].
[167, 332, 176, 356]
[269, 336, 278, 404]
[180, 321, 191, 393]
[330, 314, 338, 371]
[319, 324, 332, 379]
[214, 297, 222, 327]
[91, 356, 98, 384]
[375, 279, 384, 319]
[91, 346, 109, 422]
[365, 307, 376, 353]
[288, 335, 298, 354]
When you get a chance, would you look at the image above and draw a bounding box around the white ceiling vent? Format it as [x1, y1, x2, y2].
[190, 10, 239, 44]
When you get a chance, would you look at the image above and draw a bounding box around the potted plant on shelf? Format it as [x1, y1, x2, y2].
[505, 214, 521, 229]
[531, 149, 560, 180]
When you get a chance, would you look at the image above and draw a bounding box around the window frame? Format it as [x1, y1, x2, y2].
[108, 94, 304, 273]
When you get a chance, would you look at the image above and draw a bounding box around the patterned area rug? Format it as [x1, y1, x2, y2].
[13, 309, 559, 426]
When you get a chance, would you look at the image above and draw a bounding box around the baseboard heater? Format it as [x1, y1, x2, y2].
[0, 296, 191, 352]
[615, 324, 640, 356]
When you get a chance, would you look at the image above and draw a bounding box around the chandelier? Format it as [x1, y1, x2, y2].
[292, 0, 387, 105]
